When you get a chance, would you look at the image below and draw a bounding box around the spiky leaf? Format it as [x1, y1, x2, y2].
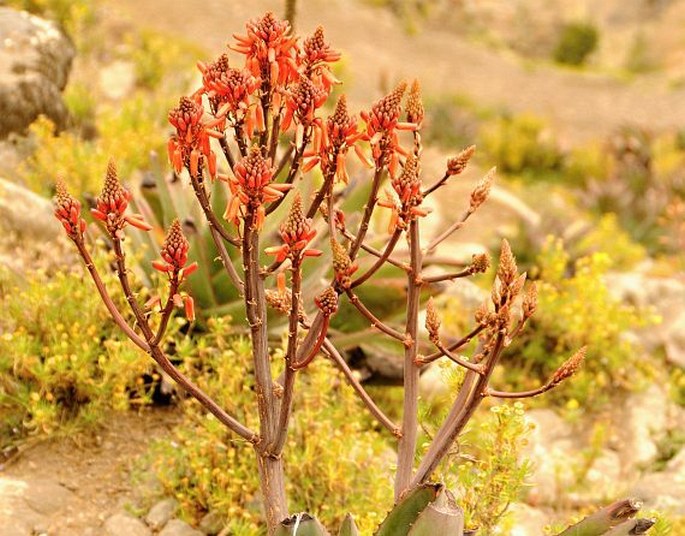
[338, 514, 360, 536]
[407, 487, 464, 535]
[375, 483, 442, 536]
[275, 513, 330, 536]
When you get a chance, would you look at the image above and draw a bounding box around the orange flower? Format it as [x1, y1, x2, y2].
[301, 26, 341, 91]
[264, 193, 321, 262]
[231, 12, 299, 86]
[378, 155, 430, 232]
[199, 53, 260, 126]
[152, 219, 198, 280]
[91, 160, 152, 237]
[167, 95, 216, 179]
[53, 177, 86, 240]
[281, 76, 327, 132]
[224, 146, 291, 229]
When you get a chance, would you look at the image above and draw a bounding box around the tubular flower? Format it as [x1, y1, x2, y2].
[265, 193, 321, 262]
[152, 219, 198, 279]
[281, 76, 327, 134]
[302, 95, 366, 182]
[361, 82, 416, 169]
[224, 146, 290, 229]
[231, 11, 298, 86]
[167, 95, 216, 179]
[199, 53, 260, 126]
[446, 145, 476, 177]
[301, 26, 341, 90]
[91, 159, 152, 237]
[53, 178, 86, 240]
[378, 155, 430, 231]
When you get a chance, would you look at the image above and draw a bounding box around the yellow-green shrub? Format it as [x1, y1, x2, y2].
[0, 267, 152, 444]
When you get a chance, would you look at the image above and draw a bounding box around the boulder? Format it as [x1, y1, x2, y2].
[0, 7, 75, 138]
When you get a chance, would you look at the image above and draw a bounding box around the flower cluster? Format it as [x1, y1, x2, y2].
[168, 95, 217, 178]
[300, 26, 341, 90]
[315, 286, 339, 317]
[231, 11, 298, 85]
[379, 155, 430, 232]
[53, 178, 86, 240]
[91, 160, 152, 238]
[330, 238, 358, 289]
[224, 146, 290, 229]
[265, 193, 321, 263]
[152, 219, 198, 278]
[199, 53, 260, 127]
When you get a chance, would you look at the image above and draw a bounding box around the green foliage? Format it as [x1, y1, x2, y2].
[504, 237, 655, 412]
[445, 402, 532, 535]
[145, 318, 393, 534]
[480, 113, 563, 177]
[0, 267, 152, 445]
[553, 22, 599, 66]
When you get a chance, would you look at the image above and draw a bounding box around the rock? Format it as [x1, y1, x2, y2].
[580, 448, 623, 502]
[198, 511, 224, 535]
[508, 503, 551, 536]
[664, 311, 685, 368]
[145, 498, 179, 530]
[99, 60, 136, 100]
[618, 384, 670, 470]
[0, 477, 44, 536]
[0, 8, 75, 138]
[22, 479, 74, 516]
[522, 409, 578, 505]
[104, 513, 152, 536]
[0, 178, 75, 273]
[158, 519, 204, 536]
[631, 456, 685, 516]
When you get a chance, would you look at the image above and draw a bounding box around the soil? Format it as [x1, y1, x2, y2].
[1, 408, 180, 535]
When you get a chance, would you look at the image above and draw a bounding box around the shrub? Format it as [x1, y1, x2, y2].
[553, 21, 599, 66]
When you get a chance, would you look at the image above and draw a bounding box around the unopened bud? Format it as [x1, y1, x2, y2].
[470, 252, 491, 274]
[425, 298, 441, 343]
[550, 347, 586, 386]
[315, 286, 339, 316]
[469, 167, 495, 211]
[447, 145, 476, 176]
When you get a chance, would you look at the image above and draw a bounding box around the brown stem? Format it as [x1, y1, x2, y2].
[340, 227, 408, 271]
[219, 135, 236, 172]
[427, 341, 485, 374]
[322, 338, 400, 436]
[422, 171, 449, 198]
[109, 237, 257, 442]
[74, 239, 149, 353]
[421, 325, 485, 364]
[422, 267, 473, 284]
[292, 316, 329, 370]
[208, 225, 245, 296]
[349, 166, 384, 260]
[345, 289, 406, 342]
[188, 170, 240, 247]
[242, 205, 288, 529]
[234, 123, 249, 157]
[152, 276, 180, 345]
[274, 145, 294, 178]
[351, 228, 403, 288]
[270, 259, 302, 456]
[425, 208, 473, 252]
[394, 220, 422, 499]
[411, 331, 506, 486]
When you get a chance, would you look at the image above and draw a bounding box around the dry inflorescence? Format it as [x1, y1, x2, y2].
[54, 11, 585, 534]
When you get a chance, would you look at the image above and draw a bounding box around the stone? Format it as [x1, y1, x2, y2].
[508, 503, 551, 536]
[104, 513, 152, 536]
[198, 511, 224, 535]
[0, 8, 75, 138]
[99, 60, 136, 100]
[158, 519, 204, 536]
[664, 311, 685, 368]
[0, 477, 44, 536]
[22, 479, 74, 515]
[522, 409, 578, 505]
[618, 384, 670, 470]
[145, 498, 179, 530]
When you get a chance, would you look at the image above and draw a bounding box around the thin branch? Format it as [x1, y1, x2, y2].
[422, 171, 449, 198]
[340, 227, 408, 271]
[349, 166, 384, 260]
[274, 145, 294, 178]
[485, 385, 554, 399]
[428, 341, 485, 374]
[74, 239, 149, 353]
[425, 208, 473, 252]
[219, 135, 236, 172]
[152, 277, 180, 345]
[188, 170, 240, 247]
[266, 126, 313, 216]
[422, 267, 473, 284]
[345, 289, 406, 342]
[208, 225, 245, 296]
[322, 338, 400, 436]
[351, 228, 403, 288]
[420, 325, 485, 366]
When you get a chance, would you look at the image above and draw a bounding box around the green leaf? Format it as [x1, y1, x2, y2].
[407, 487, 464, 536]
[338, 514, 360, 536]
[374, 483, 442, 536]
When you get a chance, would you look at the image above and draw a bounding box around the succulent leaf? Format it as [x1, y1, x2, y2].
[407, 487, 464, 536]
[275, 513, 330, 536]
[338, 514, 360, 536]
[374, 483, 442, 536]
